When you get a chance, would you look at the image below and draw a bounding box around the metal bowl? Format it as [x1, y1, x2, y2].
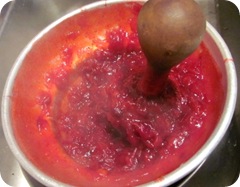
[1, 0, 237, 186]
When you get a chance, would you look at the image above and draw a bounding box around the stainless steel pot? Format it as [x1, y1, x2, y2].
[1, 0, 237, 186]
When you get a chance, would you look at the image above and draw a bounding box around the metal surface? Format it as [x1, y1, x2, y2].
[0, 0, 239, 187]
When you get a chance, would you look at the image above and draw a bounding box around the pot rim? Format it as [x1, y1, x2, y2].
[1, 0, 237, 187]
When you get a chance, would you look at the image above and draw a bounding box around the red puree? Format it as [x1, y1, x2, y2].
[11, 2, 225, 187]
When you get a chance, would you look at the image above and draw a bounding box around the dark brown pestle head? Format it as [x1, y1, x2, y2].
[138, 0, 206, 73]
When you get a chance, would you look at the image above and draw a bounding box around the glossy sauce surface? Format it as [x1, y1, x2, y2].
[11, 3, 225, 186]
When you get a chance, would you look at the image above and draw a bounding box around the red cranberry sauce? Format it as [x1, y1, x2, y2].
[12, 3, 224, 186]
[44, 28, 222, 179]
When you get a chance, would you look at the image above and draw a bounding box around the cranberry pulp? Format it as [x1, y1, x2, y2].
[11, 2, 225, 187]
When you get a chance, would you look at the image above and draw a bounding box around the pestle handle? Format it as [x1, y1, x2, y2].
[138, 0, 206, 73]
